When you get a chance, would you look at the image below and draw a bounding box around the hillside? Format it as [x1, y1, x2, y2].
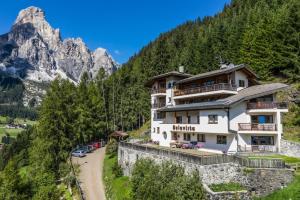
[104, 0, 300, 133]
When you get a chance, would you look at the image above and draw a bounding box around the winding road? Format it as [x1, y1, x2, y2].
[72, 147, 106, 200]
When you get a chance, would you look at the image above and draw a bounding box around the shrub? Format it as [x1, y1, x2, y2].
[131, 159, 205, 200]
[106, 139, 118, 155]
[112, 160, 123, 178]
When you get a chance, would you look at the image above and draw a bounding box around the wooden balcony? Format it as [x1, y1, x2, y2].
[247, 102, 288, 110]
[238, 123, 277, 131]
[174, 83, 237, 96]
[151, 88, 166, 94]
[152, 102, 166, 109]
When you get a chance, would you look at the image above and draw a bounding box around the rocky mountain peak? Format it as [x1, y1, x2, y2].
[0, 6, 119, 105]
[14, 6, 45, 25]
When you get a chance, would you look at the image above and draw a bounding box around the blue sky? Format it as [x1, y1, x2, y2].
[0, 0, 230, 63]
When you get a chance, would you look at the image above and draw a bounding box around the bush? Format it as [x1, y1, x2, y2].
[131, 159, 205, 200]
[106, 139, 118, 155]
[112, 160, 123, 178]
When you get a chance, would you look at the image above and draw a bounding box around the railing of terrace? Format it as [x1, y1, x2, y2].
[151, 88, 166, 94]
[247, 102, 288, 109]
[119, 142, 285, 168]
[174, 83, 237, 96]
[152, 102, 166, 108]
[238, 123, 277, 131]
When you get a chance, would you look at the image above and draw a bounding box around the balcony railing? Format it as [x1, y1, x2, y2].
[247, 102, 288, 110]
[174, 83, 237, 96]
[238, 123, 277, 131]
[152, 102, 166, 109]
[151, 88, 166, 94]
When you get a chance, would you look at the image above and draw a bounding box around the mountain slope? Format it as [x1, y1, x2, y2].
[104, 0, 300, 131]
[0, 6, 119, 105]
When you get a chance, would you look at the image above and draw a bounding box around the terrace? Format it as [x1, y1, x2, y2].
[238, 123, 277, 131]
[247, 102, 288, 110]
[174, 83, 237, 97]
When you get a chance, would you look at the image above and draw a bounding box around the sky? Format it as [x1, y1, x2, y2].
[0, 0, 230, 63]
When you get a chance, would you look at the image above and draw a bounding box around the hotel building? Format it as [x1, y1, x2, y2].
[146, 64, 288, 153]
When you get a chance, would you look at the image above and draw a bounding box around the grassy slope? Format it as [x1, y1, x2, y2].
[103, 154, 131, 200]
[248, 155, 300, 164]
[128, 120, 150, 139]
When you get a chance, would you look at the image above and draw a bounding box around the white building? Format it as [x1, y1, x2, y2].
[146, 64, 289, 154]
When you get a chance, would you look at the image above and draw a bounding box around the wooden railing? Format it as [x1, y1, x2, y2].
[152, 102, 166, 108]
[247, 102, 288, 109]
[174, 83, 237, 96]
[151, 88, 166, 94]
[119, 142, 285, 168]
[238, 123, 277, 131]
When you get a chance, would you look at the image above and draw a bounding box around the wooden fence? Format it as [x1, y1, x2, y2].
[120, 142, 286, 168]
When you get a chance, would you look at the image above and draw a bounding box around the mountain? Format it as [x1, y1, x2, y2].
[0, 6, 118, 105]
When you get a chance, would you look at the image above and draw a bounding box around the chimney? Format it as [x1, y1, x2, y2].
[179, 66, 184, 73]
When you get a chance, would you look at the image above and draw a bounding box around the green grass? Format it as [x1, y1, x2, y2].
[14, 117, 37, 126]
[283, 127, 300, 143]
[103, 154, 131, 200]
[0, 127, 24, 143]
[128, 121, 150, 139]
[257, 171, 300, 200]
[248, 155, 300, 164]
[209, 182, 246, 192]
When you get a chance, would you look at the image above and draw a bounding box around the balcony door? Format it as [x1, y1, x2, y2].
[251, 115, 273, 124]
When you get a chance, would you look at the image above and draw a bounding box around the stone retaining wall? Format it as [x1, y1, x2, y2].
[119, 143, 295, 199]
[281, 139, 300, 158]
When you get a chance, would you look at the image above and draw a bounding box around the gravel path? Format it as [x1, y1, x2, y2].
[72, 147, 106, 200]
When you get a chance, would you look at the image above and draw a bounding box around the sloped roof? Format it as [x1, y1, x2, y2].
[158, 83, 289, 112]
[145, 71, 192, 87]
[175, 64, 258, 85]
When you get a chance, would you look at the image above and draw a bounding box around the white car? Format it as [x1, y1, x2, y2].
[72, 150, 86, 157]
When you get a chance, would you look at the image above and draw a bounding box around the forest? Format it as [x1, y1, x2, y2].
[0, 0, 299, 198]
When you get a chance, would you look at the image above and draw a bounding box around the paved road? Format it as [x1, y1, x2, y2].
[72, 148, 106, 200]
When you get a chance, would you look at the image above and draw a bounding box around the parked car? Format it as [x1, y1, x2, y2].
[72, 150, 86, 157]
[92, 142, 101, 149]
[78, 145, 93, 153]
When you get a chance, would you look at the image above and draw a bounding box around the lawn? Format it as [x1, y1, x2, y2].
[248, 155, 300, 164]
[209, 182, 246, 192]
[0, 127, 24, 143]
[103, 154, 131, 200]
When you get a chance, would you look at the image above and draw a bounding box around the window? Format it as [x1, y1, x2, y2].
[171, 133, 177, 140]
[197, 115, 200, 124]
[208, 115, 218, 124]
[187, 116, 191, 124]
[157, 127, 160, 134]
[217, 135, 227, 144]
[239, 80, 245, 87]
[251, 136, 274, 145]
[168, 82, 172, 89]
[153, 127, 155, 133]
[168, 97, 171, 103]
[184, 133, 191, 141]
[176, 116, 183, 124]
[197, 134, 205, 142]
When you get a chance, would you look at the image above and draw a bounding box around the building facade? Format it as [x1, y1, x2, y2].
[146, 64, 288, 153]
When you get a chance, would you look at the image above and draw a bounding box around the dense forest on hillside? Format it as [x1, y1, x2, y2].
[0, 0, 299, 198]
[104, 0, 300, 131]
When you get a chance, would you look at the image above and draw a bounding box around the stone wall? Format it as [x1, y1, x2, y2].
[245, 168, 294, 197]
[203, 184, 250, 200]
[281, 139, 300, 158]
[119, 143, 295, 199]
